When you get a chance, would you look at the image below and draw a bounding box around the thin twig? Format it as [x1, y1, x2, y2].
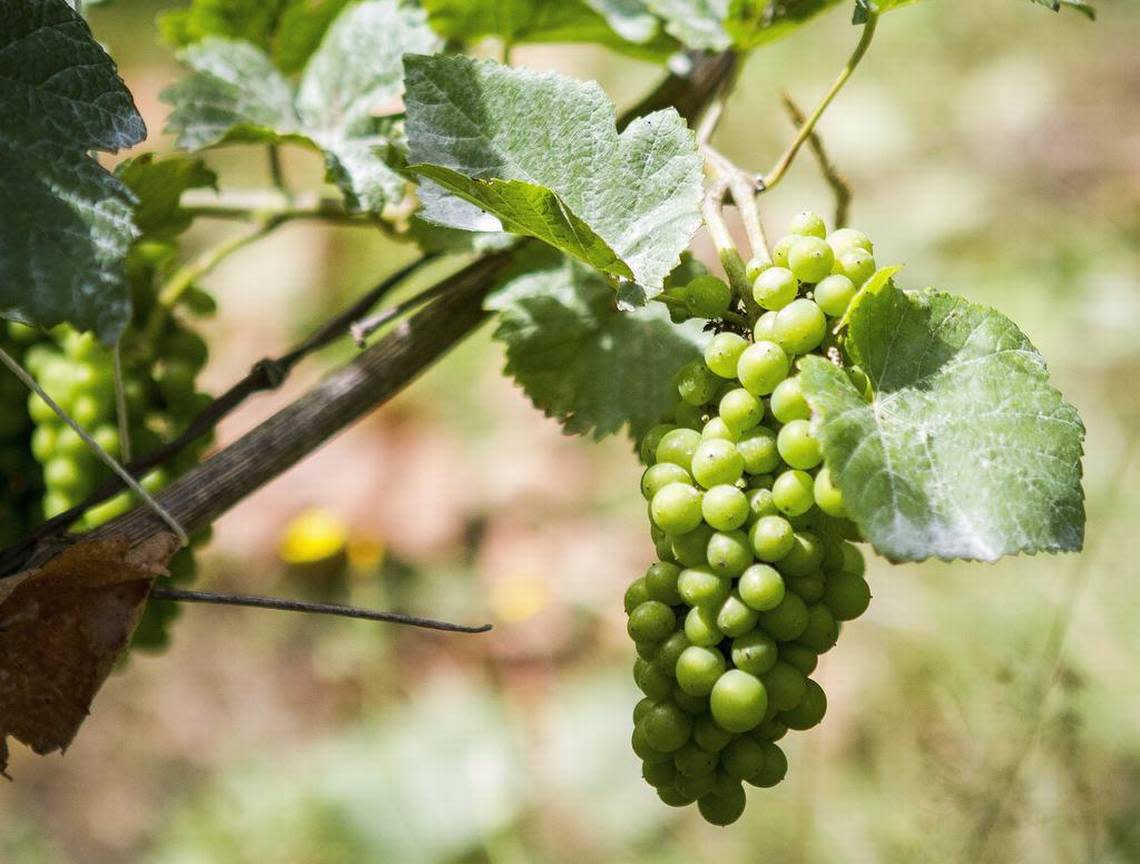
[781, 94, 852, 228]
[350, 277, 456, 347]
[149, 587, 492, 634]
[112, 344, 132, 462]
[758, 12, 878, 193]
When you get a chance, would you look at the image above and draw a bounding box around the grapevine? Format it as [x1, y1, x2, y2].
[627, 212, 876, 825]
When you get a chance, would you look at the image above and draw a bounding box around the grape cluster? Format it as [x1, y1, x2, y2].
[626, 212, 875, 825]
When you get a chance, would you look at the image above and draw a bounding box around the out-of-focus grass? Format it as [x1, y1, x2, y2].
[3, 1, 1138, 862]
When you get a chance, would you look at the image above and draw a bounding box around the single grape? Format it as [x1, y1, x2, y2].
[797, 603, 839, 653]
[789, 211, 827, 238]
[674, 770, 717, 800]
[758, 592, 810, 642]
[737, 341, 790, 396]
[786, 572, 825, 603]
[628, 600, 677, 643]
[771, 235, 797, 268]
[632, 722, 667, 762]
[839, 542, 866, 578]
[43, 457, 88, 496]
[654, 631, 690, 676]
[823, 570, 872, 621]
[656, 427, 702, 470]
[676, 360, 720, 407]
[640, 463, 691, 500]
[722, 735, 768, 782]
[718, 388, 763, 435]
[773, 298, 827, 356]
[625, 577, 651, 614]
[701, 484, 750, 531]
[698, 782, 747, 826]
[745, 256, 771, 282]
[814, 274, 857, 318]
[675, 742, 719, 777]
[746, 742, 788, 787]
[704, 332, 749, 379]
[678, 566, 732, 608]
[753, 311, 778, 342]
[640, 424, 677, 465]
[657, 784, 697, 807]
[762, 661, 807, 712]
[787, 236, 835, 284]
[751, 719, 788, 743]
[769, 376, 810, 423]
[731, 630, 779, 676]
[781, 678, 827, 730]
[717, 592, 760, 638]
[706, 530, 753, 577]
[778, 644, 819, 676]
[746, 487, 779, 523]
[643, 702, 694, 752]
[634, 697, 656, 725]
[684, 604, 724, 647]
[694, 714, 734, 753]
[650, 483, 704, 534]
[676, 645, 727, 697]
[30, 424, 57, 463]
[752, 267, 798, 311]
[645, 561, 683, 605]
[749, 515, 795, 562]
[835, 248, 876, 286]
[736, 426, 780, 475]
[738, 563, 786, 611]
[813, 465, 847, 517]
[827, 228, 873, 256]
[686, 275, 733, 319]
[710, 669, 768, 733]
[776, 419, 822, 470]
[691, 439, 744, 488]
[779, 531, 825, 578]
[636, 640, 660, 661]
[701, 416, 739, 443]
[634, 657, 674, 700]
[643, 759, 677, 788]
[671, 523, 715, 568]
[772, 469, 815, 517]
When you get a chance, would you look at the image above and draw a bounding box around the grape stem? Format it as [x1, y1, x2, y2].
[111, 344, 132, 463]
[179, 190, 386, 228]
[266, 144, 290, 199]
[149, 587, 492, 633]
[781, 94, 852, 229]
[757, 11, 878, 193]
[350, 275, 464, 346]
[0, 346, 188, 546]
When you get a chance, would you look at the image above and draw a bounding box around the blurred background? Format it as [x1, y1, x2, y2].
[4, 2, 1139, 862]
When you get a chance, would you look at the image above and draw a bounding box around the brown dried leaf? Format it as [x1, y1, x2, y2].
[0, 533, 179, 776]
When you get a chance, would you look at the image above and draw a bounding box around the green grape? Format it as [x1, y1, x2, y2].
[813, 466, 847, 517]
[847, 365, 874, 401]
[779, 644, 819, 676]
[781, 679, 827, 730]
[643, 759, 677, 788]
[749, 515, 795, 562]
[710, 669, 768, 733]
[686, 275, 732, 319]
[91, 424, 120, 456]
[650, 483, 704, 534]
[43, 456, 89, 496]
[27, 392, 56, 425]
[704, 332, 749, 379]
[838, 541, 866, 578]
[826, 228, 873, 256]
[634, 697, 656, 725]
[718, 388, 763, 434]
[674, 771, 716, 800]
[772, 298, 827, 356]
[814, 274, 857, 318]
[645, 561, 683, 605]
[654, 631, 690, 676]
[676, 645, 726, 696]
[776, 419, 822, 470]
[771, 235, 797, 268]
[722, 735, 767, 781]
[684, 604, 724, 647]
[694, 714, 734, 752]
[787, 236, 835, 284]
[677, 360, 720, 406]
[798, 603, 839, 653]
[691, 439, 744, 488]
[706, 530, 752, 577]
[772, 469, 815, 517]
[678, 566, 731, 608]
[745, 256, 771, 283]
[746, 742, 788, 787]
[759, 592, 810, 642]
[673, 685, 707, 715]
[628, 600, 677, 643]
[834, 249, 876, 288]
[656, 427, 702, 469]
[738, 563, 786, 611]
[746, 487, 779, 523]
[731, 630, 779, 676]
[823, 570, 871, 621]
[701, 484, 749, 531]
[769, 376, 810, 423]
[85, 491, 133, 526]
[640, 423, 677, 465]
[653, 527, 677, 563]
[753, 310, 778, 342]
[701, 416, 739, 442]
[675, 742, 719, 777]
[30, 424, 57, 463]
[789, 211, 827, 238]
[752, 719, 788, 743]
[636, 640, 660, 661]
[716, 592, 760, 638]
[736, 341, 789, 396]
[657, 783, 697, 807]
[698, 782, 747, 826]
[779, 531, 824, 578]
[632, 723, 667, 762]
[786, 572, 825, 603]
[670, 522, 713, 568]
[752, 267, 798, 311]
[673, 401, 704, 430]
[762, 661, 807, 712]
[736, 426, 780, 475]
[641, 462, 691, 500]
[625, 577, 651, 614]
[635, 658, 675, 700]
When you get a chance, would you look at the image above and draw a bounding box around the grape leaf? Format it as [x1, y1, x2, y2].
[404, 55, 703, 293]
[799, 277, 1085, 562]
[486, 249, 708, 440]
[0, 0, 145, 343]
[163, 0, 439, 213]
[0, 534, 179, 777]
[159, 0, 353, 76]
[645, 0, 847, 50]
[116, 153, 218, 241]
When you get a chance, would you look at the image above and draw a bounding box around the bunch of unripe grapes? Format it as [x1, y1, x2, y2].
[626, 211, 875, 825]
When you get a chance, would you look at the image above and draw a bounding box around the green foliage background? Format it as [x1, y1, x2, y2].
[3, 0, 1137, 862]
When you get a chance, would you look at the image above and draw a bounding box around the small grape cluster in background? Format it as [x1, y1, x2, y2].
[626, 212, 876, 825]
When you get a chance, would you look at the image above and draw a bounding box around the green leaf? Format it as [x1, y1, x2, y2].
[159, 0, 353, 76]
[486, 249, 708, 440]
[116, 153, 218, 241]
[163, 0, 439, 212]
[645, 0, 848, 50]
[799, 277, 1085, 562]
[0, 0, 145, 343]
[404, 55, 703, 292]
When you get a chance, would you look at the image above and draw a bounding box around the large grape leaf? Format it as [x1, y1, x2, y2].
[798, 277, 1085, 562]
[486, 249, 708, 440]
[0, 0, 145, 343]
[159, 0, 353, 76]
[404, 55, 703, 294]
[163, 0, 439, 212]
